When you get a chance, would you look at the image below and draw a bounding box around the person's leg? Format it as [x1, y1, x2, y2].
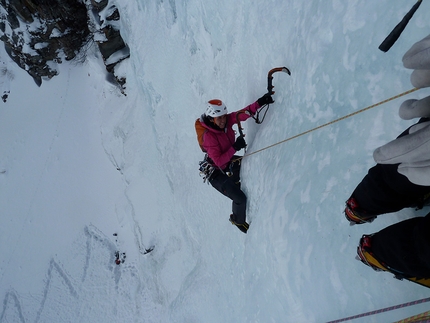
[224, 182, 247, 224]
[368, 214, 430, 278]
[209, 172, 247, 224]
[346, 163, 430, 224]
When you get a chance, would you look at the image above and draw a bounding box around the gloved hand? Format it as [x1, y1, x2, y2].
[373, 99, 430, 186]
[257, 93, 274, 106]
[373, 33, 430, 186]
[233, 136, 247, 151]
[403, 34, 430, 88]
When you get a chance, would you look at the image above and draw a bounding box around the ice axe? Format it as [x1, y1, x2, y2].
[236, 111, 247, 138]
[236, 66, 292, 137]
[267, 67, 291, 94]
[378, 0, 422, 52]
[239, 66, 293, 126]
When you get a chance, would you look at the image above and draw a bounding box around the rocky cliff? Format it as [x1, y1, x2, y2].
[0, 0, 129, 92]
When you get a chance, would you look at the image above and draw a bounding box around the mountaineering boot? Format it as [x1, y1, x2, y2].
[344, 197, 377, 225]
[229, 214, 249, 234]
[356, 234, 384, 272]
[357, 234, 430, 289]
[357, 234, 409, 279]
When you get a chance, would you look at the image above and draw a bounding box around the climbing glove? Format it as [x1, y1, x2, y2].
[257, 93, 274, 106]
[233, 136, 247, 151]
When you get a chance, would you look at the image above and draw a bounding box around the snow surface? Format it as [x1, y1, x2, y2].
[1, 1, 430, 322]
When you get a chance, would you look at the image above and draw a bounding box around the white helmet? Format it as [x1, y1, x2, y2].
[205, 99, 228, 118]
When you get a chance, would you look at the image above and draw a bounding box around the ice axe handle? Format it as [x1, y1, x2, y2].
[378, 0, 422, 52]
[268, 76, 274, 94]
[236, 111, 246, 137]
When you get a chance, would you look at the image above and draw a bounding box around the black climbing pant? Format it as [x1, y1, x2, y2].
[209, 158, 247, 224]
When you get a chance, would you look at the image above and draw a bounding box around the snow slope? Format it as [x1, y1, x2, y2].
[1, 0, 430, 322]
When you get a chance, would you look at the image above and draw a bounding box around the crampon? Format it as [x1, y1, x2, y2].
[356, 234, 430, 289]
[345, 197, 377, 225]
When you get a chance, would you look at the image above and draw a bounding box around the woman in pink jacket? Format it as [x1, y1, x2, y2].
[197, 93, 274, 233]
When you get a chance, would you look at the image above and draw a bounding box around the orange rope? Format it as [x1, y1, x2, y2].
[393, 310, 430, 323]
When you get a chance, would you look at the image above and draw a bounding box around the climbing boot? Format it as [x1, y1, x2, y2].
[345, 197, 377, 225]
[229, 214, 249, 234]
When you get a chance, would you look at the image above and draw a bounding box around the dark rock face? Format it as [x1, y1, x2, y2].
[0, 0, 129, 92]
[0, 0, 90, 86]
[88, 0, 129, 92]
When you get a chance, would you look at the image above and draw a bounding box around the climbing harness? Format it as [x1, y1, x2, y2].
[198, 154, 216, 184]
[198, 152, 242, 184]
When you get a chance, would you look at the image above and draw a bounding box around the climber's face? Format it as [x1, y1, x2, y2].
[214, 114, 227, 129]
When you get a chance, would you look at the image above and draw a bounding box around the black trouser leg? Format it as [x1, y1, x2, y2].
[209, 172, 247, 224]
[351, 163, 430, 216]
[371, 214, 430, 278]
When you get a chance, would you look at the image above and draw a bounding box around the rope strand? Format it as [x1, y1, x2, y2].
[235, 88, 419, 162]
[393, 309, 430, 323]
[326, 297, 430, 323]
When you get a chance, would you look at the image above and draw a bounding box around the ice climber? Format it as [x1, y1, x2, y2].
[345, 33, 430, 225]
[195, 93, 274, 233]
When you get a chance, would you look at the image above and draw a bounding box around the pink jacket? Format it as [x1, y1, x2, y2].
[200, 101, 261, 169]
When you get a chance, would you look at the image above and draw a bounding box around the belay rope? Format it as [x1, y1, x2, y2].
[200, 65, 419, 178]
[234, 87, 419, 163]
[326, 296, 430, 323]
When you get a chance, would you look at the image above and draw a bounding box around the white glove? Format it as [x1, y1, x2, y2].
[403, 33, 430, 88]
[398, 97, 430, 120]
[373, 100, 430, 185]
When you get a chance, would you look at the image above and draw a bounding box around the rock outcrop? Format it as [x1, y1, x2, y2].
[88, 0, 129, 92]
[0, 0, 129, 92]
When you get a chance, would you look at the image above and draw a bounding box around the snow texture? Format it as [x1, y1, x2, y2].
[1, 1, 430, 322]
